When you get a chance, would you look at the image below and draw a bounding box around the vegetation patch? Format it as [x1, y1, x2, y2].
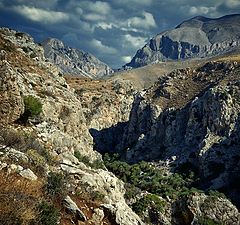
[132, 194, 166, 215]
[37, 201, 59, 225]
[197, 216, 223, 225]
[74, 151, 105, 169]
[46, 172, 65, 198]
[20, 95, 42, 123]
[103, 153, 196, 199]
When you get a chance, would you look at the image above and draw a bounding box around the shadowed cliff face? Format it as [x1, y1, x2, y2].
[126, 14, 240, 68]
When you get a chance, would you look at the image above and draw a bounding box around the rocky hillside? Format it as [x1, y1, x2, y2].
[126, 14, 240, 68]
[0, 27, 141, 225]
[99, 58, 240, 213]
[42, 38, 113, 78]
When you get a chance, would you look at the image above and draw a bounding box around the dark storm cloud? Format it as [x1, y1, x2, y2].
[0, 0, 239, 68]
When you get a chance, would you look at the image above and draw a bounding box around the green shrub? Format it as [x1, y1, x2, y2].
[208, 190, 226, 199]
[74, 151, 90, 165]
[132, 194, 166, 215]
[21, 96, 42, 123]
[197, 216, 223, 225]
[124, 184, 141, 200]
[38, 202, 59, 225]
[92, 190, 105, 201]
[74, 151, 105, 169]
[46, 172, 65, 198]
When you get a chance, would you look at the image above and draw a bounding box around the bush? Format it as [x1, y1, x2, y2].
[20, 96, 42, 123]
[132, 194, 166, 215]
[74, 151, 105, 169]
[38, 202, 59, 225]
[74, 151, 91, 165]
[208, 190, 226, 199]
[197, 216, 223, 225]
[46, 172, 65, 198]
[91, 190, 105, 201]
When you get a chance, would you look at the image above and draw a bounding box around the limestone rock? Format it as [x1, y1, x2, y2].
[19, 168, 38, 180]
[89, 208, 105, 225]
[172, 193, 240, 225]
[62, 196, 86, 222]
[0, 61, 24, 124]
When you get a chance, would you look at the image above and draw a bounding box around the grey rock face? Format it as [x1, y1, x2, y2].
[172, 193, 240, 225]
[42, 38, 113, 78]
[62, 196, 86, 222]
[126, 14, 240, 68]
[114, 61, 240, 209]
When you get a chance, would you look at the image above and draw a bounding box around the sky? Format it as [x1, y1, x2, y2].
[0, 0, 240, 68]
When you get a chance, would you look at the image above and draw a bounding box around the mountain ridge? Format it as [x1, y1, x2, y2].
[125, 14, 240, 68]
[42, 37, 113, 79]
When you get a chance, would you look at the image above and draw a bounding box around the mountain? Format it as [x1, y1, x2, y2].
[42, 38, 113, 78]
[125, 14, 240, 68]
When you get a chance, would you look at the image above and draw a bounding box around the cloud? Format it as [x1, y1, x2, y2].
[224, 0, 240, 8]
[87, 1, 111, 15]
[83, 13, 106, 21]
[122, 55, 132, 63]
[90, 39, 117, 54]
[12, 5, 69, 24]
[188, 6, 217, 16]
[123, 34, 147, 48]
[96, 22, 114, 30]
[127, 11, 156, 30]
[116, 0, 152, 6]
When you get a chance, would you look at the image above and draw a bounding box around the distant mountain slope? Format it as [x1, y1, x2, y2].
[42, 38, 113, 78]
[126, 14, 240, 68]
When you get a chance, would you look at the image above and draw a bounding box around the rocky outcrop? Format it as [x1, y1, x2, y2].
[126, 14, 240, 68]
[62, 196, 86, 222]
[172, 193, 240, 225]
[42, 38, 113, 78]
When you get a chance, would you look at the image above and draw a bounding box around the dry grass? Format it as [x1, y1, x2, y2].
[145, 60, 240, 110]
[110, 58, 206, 90]
[216, 54, 240, 62]
[0, 170, 44, 224]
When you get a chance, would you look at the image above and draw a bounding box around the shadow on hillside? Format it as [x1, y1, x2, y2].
[89, 121, 128, 154]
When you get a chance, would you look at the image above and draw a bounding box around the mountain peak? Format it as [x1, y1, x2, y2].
[125, 14, 240, 68]
[42, 37, 64, 49]
[41, 38, 113, 78]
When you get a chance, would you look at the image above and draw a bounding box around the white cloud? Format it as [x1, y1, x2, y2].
[117, 0, 152, 6]
[12, 5, 69, 24]
[90, 39, 117, 54]
[224, 0, 240, 8]
[127, 11, 156, 30]
[122, 55, 132, 63]
[83, 13, 106, 21]
[96, 22, 114, 30]
[189, 6, 217, 15]
[85, 1, 111, 15]
[123, 34, 147, 48]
